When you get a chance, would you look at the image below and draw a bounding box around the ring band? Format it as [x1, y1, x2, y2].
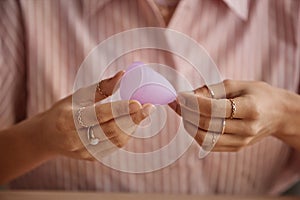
[211, 133, 217, 144]
[205, 85, 215, 98]
[77, 107, 89, 128]
[211, 119, 226, 145]
[87, 126, 100, 145]
[221, 119, 226, 135]
[77, 108, 100, 145]
[229, 99, 236, 119]
[97, 81, 108, 98]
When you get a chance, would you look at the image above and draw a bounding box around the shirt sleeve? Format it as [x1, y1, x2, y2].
[0, 0, 26, 130]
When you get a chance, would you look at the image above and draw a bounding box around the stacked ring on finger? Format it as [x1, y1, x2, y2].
[97, 81, 108, 98]
[87, 126, 100, 145]
[77, 107, 89, 128]
[221, 119, 226, 135]
[205, 85, 215, 98]
[229, 98, 237, 119]
[212, 119, 226, 145]
[77, 106, 100, 145]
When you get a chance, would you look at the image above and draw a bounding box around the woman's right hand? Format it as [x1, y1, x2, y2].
[0, 71, 155, 184]
[38, 71, 155, 161]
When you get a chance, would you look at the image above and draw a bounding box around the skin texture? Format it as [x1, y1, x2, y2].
[0, 71, 155, 184]
[169, 80, 300, 152]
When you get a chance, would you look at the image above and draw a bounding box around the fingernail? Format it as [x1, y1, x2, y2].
[142, 104, 156, 116]
[108, 71, 125, 81]
[129, 100, 142, 113]
[117, 70, 125, 77]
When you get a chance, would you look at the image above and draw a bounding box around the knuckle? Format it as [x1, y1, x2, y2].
[195, 86, 210, 97]
[96, 113, 104, 123]
[248, 96, 260, 119]
[113, 103, 127, 116]
[183, 121, 196, 137]
[116, 139, 126, 148]
[96, 109, 107, 123]
[105, 129, 115, 137]
[111, 134, 129, 148]
[102, 123, 115, 137]
[106, 120, 115, 130]
[223, 79, 232, 88]
[199, 117, 208, 130]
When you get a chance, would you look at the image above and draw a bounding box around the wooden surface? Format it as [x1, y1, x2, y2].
[0, 191, 299, 200]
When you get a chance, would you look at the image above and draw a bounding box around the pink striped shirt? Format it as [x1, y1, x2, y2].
[0, 0, 299, 195]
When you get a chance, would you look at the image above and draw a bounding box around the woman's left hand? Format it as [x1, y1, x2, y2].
[169, 80, 300, 152]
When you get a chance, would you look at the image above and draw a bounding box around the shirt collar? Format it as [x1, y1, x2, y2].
[222, 0, 250, 21]
[82, 0, 250, 21]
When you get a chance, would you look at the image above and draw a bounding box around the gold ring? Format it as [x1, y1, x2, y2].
[96, 81, 108, 98]
[229, 99, 236, 119]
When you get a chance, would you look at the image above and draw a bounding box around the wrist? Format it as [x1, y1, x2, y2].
[14, 113, 58, 160]
[275, 89, 300, 138]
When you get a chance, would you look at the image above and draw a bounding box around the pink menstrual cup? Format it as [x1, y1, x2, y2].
[120, 62, 177, 105]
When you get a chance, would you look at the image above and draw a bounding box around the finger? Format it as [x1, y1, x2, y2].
[183, 120, 249, 147]
[76, 100, 142, 127]
[75, 148, 96, 161]
[205, 79, 250, 99]
[168, 100, 181, 116]
[181, 106, 250, 134]
[178, 92, 252, 119]
[73, 71, 125, 106]
[194, 85, 215, 98]
[96, 100, 153, 124]
[131, 103, 156, 124]
[77, 103, 155, 147]
[95, 70, 125, 102]
[178, 92, 227, 118]
[94, 104, 155, 148]
[100, 103, 156, 137]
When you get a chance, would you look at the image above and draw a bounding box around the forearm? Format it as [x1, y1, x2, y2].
[275, 89, 300, 151]
[0, 114, 55, 184]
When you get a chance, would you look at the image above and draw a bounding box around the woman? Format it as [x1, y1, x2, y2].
[0, 0, 299, 195]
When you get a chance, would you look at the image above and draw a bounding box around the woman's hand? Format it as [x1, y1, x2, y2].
[169, 80, 300, 152]
[0, 71, 154, 184]
[40, 71, 155, 160]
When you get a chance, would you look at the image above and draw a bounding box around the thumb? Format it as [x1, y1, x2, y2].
[95, 70, 125, 102]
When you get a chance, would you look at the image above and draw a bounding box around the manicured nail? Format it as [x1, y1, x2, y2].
[108, 71, 125, 81]
[129, 100, 142, 113]
[117, 70, 125, 76]
[142, 104, 156, 116]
